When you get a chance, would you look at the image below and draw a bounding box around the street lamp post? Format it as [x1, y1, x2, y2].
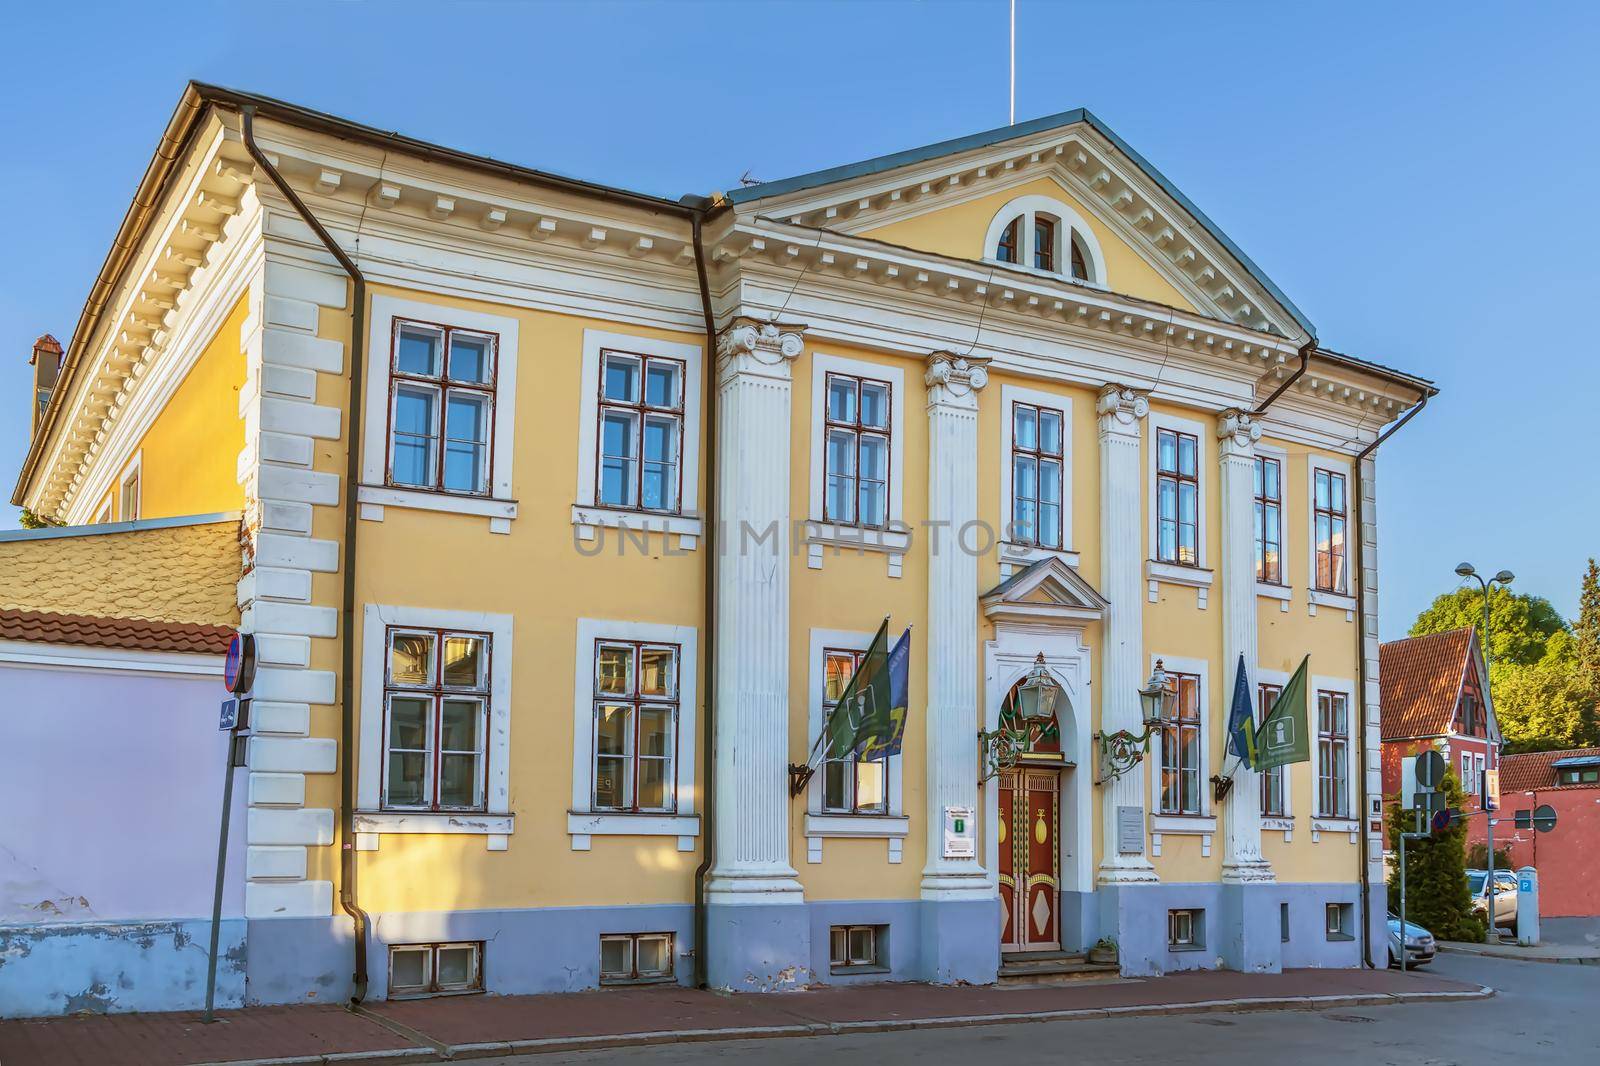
[1454, 561, 1514, 944]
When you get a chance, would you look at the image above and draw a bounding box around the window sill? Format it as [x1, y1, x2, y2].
[1310, 817, 1360, 843]
[358, 484, 517, 534]
[1150, 814, 1216, 835]
[830, 963, 891, 976]
[570, 504, 703, 550]
[568, 810, 700, 852]
[1147, 560, 1214, 608]
[1325, 933, 1355, 943]
[1168, 943, 1207, 953]
[352, 811, 513, 852]
[804, 813, 910, 839]
[805, 523, 911, 577]
[1256, 581, 1292, 602]
[1261, 816, 1295, 832]
[1308, 589, 1358, 619]
[999, 540, 1081, 575]
[600, 974, 677, 988]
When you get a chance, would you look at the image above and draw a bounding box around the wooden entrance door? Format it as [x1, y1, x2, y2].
[998, 768, 1060, 952]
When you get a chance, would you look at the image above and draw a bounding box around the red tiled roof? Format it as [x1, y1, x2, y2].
[0, 607, 232, 655]
[1499, 747, 1600, 793]
[1379, 627, 1475, 739]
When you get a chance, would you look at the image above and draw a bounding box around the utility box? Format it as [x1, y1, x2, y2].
[1515, 866, 1540, 946]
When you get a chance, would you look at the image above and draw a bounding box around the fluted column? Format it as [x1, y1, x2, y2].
[1096, 385, 1159, 884]
[921, 351, 991, 901]
[1218, 410, 1274, 883]
[704, 318, 807, 991]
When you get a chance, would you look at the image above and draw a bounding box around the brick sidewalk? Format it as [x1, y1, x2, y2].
[0, 968, 1489, 1066]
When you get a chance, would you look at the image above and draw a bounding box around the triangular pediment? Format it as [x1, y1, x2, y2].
[726, 111, 1311, 343]
[982, 556, 1109, 625]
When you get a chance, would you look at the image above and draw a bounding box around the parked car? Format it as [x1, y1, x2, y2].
[1467, 869, 1518, 930]
[1387, 913, 1436, 967]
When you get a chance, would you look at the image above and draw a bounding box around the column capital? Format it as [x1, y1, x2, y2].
[1096, 384, 1149, 438]
[715, 316, 805, 377]
[1217, 408, 1262, 459]
[925, 350, 989, 410]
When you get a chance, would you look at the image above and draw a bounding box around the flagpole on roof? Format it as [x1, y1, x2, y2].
[1009, 0, 1017, 126]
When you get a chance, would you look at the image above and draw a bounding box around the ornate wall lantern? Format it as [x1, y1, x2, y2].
[1095, 659, 1174, 783]
[978, 654, 1061, 780]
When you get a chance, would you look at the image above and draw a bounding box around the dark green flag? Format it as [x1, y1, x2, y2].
[821, 620, 889, 762]
[1255, 655, 1312, 771]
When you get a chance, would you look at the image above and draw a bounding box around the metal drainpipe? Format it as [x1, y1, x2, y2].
[688, 209, 719, 989]
[240, 106, 373, 1003]
[1351, 393, 1429, 967]
[1251, 340, 1313, 417]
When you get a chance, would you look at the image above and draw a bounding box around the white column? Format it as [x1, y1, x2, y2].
[1096, 385, 1158, 883]
[921, 351, 991, 900]
[1217, 409, 1274, 882]
[705, 318, 807, 905]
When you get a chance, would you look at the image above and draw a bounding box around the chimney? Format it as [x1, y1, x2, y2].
[30, 334, 63, 439]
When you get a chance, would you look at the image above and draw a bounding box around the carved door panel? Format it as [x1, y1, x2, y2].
[999, 771, 1018, 949]
[999, 769, 1059, 952]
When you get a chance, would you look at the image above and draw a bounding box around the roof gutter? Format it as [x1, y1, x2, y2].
[12, 86, 209, 510]
[1351, 390, 1431, 968]
[240, 105, 372, 1004]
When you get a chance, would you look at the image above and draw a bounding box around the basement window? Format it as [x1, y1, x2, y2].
[600, 932, 675, 985]
[830, 924, 888, 973]
[1167, 909, 1205, 952]
[1326, 902, 1355, 942]
[388, 942, 483, 998]
[1281, 902, 1291, 943]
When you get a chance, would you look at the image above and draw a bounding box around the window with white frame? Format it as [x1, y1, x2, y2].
[1156, 427, 1201, 567]
[829, 925, 886, 972]
[1254, 455, 1282, 584]
[1316, 690, 1351, 818]
[1325, 902, 1354, 941]
[1159, 670, 1203, 815]
[388, 319, 497, 495]
[985, 196, 1104, 285]
[388, 942, 482, 997]
[600, 932, 674, 984]
[118, 456, 141, 522]
[597, 350, 684, 513]
[823, 372, 891, 528]
[592, 640, 680, 812]
[1168, 909, 1203, 950]
[1258, 682, 1288, 817]
[1010, 400, 1065, 549]
[382, 626, 491, 811]
[821, 648, 887, 814]
[1313, 467, 1348, 593]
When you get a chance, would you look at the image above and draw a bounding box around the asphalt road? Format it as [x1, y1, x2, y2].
[471, 954, 1598, 1065]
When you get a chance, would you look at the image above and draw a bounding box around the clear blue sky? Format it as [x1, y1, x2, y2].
[2, 1, 1595, 639]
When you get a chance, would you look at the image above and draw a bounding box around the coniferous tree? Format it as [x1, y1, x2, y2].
[1577, 558, 1600, 705]
[1386, 768, 1484, 942]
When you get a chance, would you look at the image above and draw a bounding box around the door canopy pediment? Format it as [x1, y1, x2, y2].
[981, 556, 1108, 626]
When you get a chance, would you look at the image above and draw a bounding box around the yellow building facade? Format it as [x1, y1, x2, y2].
[11, 86, 1432, 1002]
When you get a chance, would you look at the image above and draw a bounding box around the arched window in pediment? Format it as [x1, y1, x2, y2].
[984, 195, 1106, 288]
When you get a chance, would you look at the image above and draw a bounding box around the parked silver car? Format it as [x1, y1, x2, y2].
[1387, 912, 1435, 967]
[1467, 869, 1518, 930]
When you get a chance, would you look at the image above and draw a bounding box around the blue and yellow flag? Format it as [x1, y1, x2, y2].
[820, 621, 911, 763]
[858, 628, 911, 762]
[1226, 654, 1256, 765]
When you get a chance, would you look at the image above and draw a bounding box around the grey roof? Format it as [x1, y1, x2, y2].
[725, 108, 1316, 342]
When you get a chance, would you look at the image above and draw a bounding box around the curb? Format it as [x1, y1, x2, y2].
[193, 984, 1494, 1066]
[1437, 943, 1600, 967]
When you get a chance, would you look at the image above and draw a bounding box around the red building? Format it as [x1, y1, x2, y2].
[1477, 748, 1600, 918]
[1379, 627, 1501, 811]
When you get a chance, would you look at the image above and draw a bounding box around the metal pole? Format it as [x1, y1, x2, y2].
[1398, 813, 1408, 973]
[203, 736, 238, 1023]
[1479, 579, 1496, 943]
[1009, 0, 1016, 125]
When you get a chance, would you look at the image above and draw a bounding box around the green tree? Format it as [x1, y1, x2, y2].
[1490, 630, 1600, 752]
[1386, 768, 1483, 943]
[1409, 586, 1566, 667]
[17, 508, 59, 530]
[1577, 558, 1600, 700]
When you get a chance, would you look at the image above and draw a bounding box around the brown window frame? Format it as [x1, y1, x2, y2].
[1316, 690, 1351, 818]
[381, 626, 492, 813]
[1069, 231, 1091, 281]
[386, 318, 498, 497]
[1032, 215, 1057, 272]
[996, 216, 1020, 263]
[1258, 682, 1287, 816]
[821, 648, 889, 815]
[1158, 670, 1203, 815]
[595, 349, 687, 515]
[1010, 400, 1065, 549]
[822, 371, 893, 529]
[1314, 467, 1348, 593]
[1156, 428, 1201, 567]
[1254, 455, 1283, 585]
[592, 639, 681, 814]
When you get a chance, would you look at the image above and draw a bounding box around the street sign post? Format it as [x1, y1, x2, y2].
[1416, 750, 1445, 790]
[205, 633, 253, 1024]
[1515, 804, 1558, 833]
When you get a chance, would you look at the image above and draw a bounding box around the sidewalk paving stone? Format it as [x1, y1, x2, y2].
[0, 967, 1489, 1066]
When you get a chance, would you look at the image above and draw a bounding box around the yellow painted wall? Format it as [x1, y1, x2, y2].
[860, 176, 1199, 313]
[0, 519, 239, 625]
[125, 293, 250, 521]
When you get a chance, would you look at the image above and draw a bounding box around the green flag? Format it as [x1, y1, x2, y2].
[1255, 655, 1312, 771]
[821, 620, 889, 762]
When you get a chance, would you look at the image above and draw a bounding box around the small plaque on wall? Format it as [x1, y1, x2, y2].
[1117, 806, 1145, 854]
[942, 805, 976, 859]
